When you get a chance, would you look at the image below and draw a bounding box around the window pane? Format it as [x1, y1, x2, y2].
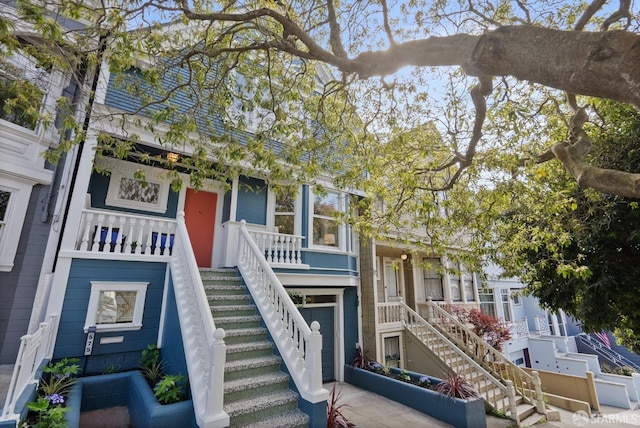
[0, 190, 10, 221]
[0, 75, 42, 130]
[96, 291, 137, 324]
[479, 291, 496, 318]
[384, 336, 400, 368]
[275, 214, 294, 235]
[463, 270, 474, 301]
[313, 217, 338, 246]
[501, 289, 512, 322]
[314, 192, 339, 216]
[449, 270, 461, 301]
[276, 193, 295, 213]
[118, 177, 160, 204]
[423, 258, 444, 300]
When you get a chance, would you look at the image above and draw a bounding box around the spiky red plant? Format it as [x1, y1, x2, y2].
[435, 373, 480, 399]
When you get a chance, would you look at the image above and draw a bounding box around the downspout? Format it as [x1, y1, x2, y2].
[52, 33, 109, 271]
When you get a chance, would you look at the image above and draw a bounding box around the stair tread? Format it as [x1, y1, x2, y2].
[211, 304, 256, 311]
[208, 294, 250, 301]
[222, 327, 267, 337]
[214, 315, 262, 323]
[241, 410, 309, 428]
[224, 372, 290, 392]
[225, 355, 282, 372]
[224, 390, 299, 415]
[226, 341, 273, 353]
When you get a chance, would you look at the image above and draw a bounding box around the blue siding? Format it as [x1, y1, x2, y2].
[160, 275, 189, 376]
[236, 176, 267, 225]
[54, 259, 167, 374]
[88, 171, 179, 218]
[343, 287, 359, 364]
[301, 252, 358, 272]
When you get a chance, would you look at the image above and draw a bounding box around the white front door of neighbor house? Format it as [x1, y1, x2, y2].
[383, 258, 404, 302]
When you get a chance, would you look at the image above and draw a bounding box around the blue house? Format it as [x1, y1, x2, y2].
[1, 19, 361, 428]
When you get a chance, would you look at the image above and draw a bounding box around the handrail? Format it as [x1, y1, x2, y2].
[236, 220, 328, 403]
[379, 302, 516, 419]
[577, 334, 640, 373]
[169, 212, 229, 428]
[1, 315, 57, 422]
[426, 300, 545, 413]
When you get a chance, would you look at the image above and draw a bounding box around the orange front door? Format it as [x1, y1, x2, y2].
[184, 188, 217, 268]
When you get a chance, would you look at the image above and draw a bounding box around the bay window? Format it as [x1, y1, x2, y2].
[312, 191, 341, 247]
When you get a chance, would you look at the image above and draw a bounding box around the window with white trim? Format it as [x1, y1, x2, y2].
[0, 190, 10, 241]
[511, 289, 522, 306]
[84, 281, 148, 332]
[479, 289, 496, 318]
[423, 258, 444, 301]
[462, 267, 475, 301]
[383, 335, 401, 368]
[312, 191, 341, 248]
[501, 289, 512, 322]
[449, 265, 462, 301]
[274, 191, 296, 235]
[101, 158, 170, 213]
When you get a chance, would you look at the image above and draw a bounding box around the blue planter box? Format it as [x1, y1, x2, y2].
[65, 371, 195, 428]
[344, 365, 486, 428]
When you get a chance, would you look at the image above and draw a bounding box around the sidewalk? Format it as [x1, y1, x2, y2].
[328, 381, 640, 428]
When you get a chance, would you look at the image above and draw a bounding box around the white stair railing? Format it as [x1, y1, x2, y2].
[170, 212, 229, 428]
[426, 300, 546, 414]
[378, 302, 517, 420]
[1, 315, 57, 423]
[237, 220, 328, 404]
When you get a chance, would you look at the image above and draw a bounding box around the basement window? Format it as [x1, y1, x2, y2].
[84, 281, 148, 332]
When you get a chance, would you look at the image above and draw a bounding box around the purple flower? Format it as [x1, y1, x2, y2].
[419, 376, 430, 384]
[47, 393, 65, 405]
[370, 362, 384, 370]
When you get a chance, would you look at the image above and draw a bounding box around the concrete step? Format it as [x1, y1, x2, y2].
[224, 355, 282, 382]
[221, 327, 268, 345]
[224, 390, 301, 427]
[242, 410, 309, 428]
[204, 284, 246, 295]
[210, 304, 257, 318]
[226, 340, 274, 362]
[207, 294, 251, 306]
[213, 315, 262, 330]
[224, 372, 290, 403]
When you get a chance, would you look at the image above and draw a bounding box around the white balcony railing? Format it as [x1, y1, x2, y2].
[237, 220, 328, 404]
[170, 212, 229, 428]
[1, 315, 57, 423]
[248, 230, 305, 266]
[533, 315, 551, 335]
[507, 317, 529, 339]
[74, 209, 177, 256]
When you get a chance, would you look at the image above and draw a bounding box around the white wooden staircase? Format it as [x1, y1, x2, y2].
[379, 301, 548, 426]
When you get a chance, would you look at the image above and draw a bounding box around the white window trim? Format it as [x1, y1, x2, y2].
[381, 332, 404, 369]
[0, 180, 32, 272]
[267, 185, 301, 235]
[84, 281, 149, 333]
[511, 289, 523, 306]
[309, 189, 347, 251]
[99, 157, 170, 213]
